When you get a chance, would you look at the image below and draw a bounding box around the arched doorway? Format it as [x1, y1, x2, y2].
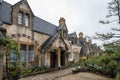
[60, 50, 66, 66]
[50, 52, 58, 68]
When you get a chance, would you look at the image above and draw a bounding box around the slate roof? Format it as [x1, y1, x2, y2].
[0, 1, 12, 24]
[40, 32, 59, 50]
[0, 1, 58, 36]
[68, 33, 74, 40]
[40, 25, 68, 52]
[68, 32, 77, 40]
[40, 26, 63, 50]
[77, 38, 87, 46]
[33, 16, 58, 36]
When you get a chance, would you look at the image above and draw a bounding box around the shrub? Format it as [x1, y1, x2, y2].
[40, 66, 46, 71]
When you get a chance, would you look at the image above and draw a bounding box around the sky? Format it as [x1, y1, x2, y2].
[4, 0, 113, 46]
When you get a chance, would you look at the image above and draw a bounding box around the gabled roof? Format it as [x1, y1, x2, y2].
[0, 1, 12, 24]
[40, 32, 59, 50]
[13, 0, 34, 15]
[33, 16, 58, 36]
[0, 1, 58, 36]
[40, 25, 68, 52]
[77, 38, 87, 46]
[68, 32, 77, 40]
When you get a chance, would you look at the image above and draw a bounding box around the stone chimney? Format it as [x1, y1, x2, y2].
[79, 32, 83, 38]
[88, 39, 92, 44]
[59, 17, 65, 26]
[22, 0, 26, 2]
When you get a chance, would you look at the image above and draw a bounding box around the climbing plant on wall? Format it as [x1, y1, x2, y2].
[4, 37, 20, 80]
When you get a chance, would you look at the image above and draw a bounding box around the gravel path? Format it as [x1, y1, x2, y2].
[56, 72, 112, 80]
[19, 68, 112, 80]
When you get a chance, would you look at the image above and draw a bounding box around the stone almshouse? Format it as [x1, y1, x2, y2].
[0, 0, 101, 79]
[0, 0, 71, 70]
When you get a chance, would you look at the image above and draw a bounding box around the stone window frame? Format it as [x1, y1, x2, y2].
[17, 11, 31, 28]
[18, 11, 23, 25]
[20, 44, 34, 63]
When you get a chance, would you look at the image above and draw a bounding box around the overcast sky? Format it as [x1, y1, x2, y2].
[4, 0, 113, 46]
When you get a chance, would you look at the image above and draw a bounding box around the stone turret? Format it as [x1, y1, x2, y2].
[79, 32, 83, 39]
[88, 39, 92, 44]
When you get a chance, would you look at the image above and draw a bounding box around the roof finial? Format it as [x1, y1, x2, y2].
[59, 17, 65, 26]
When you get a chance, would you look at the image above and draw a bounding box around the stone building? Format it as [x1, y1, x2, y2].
[77, 32, 89, 57]
[0, 0, 70, 70]
[68, 32, 81, 62]
[39, 17, 70, 69]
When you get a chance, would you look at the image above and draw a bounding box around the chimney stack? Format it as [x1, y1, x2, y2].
[79, 32, 83, 38]
[22, 0, 26, 2]
[59, 17, 65, 26]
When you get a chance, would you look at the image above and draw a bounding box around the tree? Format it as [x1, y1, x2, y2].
[96, 0, 120, 40]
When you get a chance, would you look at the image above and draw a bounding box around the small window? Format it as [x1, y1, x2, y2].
[25, 14, 29, 27]
[28, 45, 34, 62]
[18, 12, 23, 25]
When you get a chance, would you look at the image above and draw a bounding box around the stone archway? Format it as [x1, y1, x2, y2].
[60, 50, 66, 66]
[50, 52, 58, 68]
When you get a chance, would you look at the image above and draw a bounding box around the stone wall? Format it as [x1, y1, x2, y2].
[1, 24, 50, 67]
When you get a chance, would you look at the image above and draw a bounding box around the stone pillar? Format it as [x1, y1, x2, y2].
[59, 17, 65, 26]
[0, 45, 4, 80]
[39, 53, 41, 67]
[65, 51, 68, 66]
[41, 49, 45, 66]
[57, 49, 61, 67]
[45, 52, 50, 69]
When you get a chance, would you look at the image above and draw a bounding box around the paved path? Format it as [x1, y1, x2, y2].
[19, 68, 112, 80]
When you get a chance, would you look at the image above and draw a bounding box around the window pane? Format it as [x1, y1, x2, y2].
[28, 45, 34, 62]
[9, 50, 17, 62]
[28, 50, 34, 62]
[20, 50, 26, 62]
[18, 12, 23, 25]
[25, 14, 29, 26]
[20, 44, 27, 62]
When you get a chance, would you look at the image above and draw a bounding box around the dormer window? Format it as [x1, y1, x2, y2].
[18, 12, 23, 25]
[25, 14, 29, 27]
